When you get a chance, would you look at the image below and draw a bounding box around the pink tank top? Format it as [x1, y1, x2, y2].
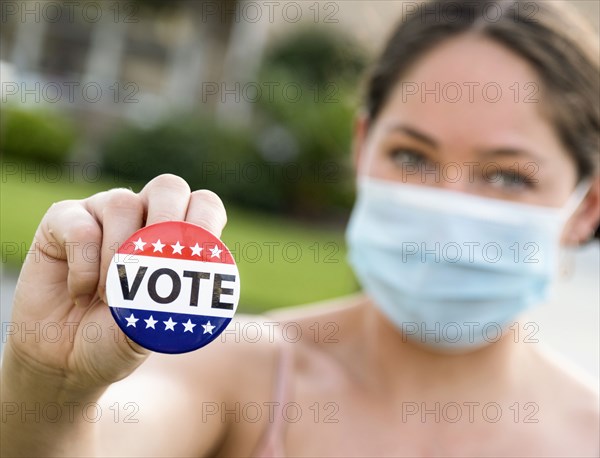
[251, 343, 294, 457]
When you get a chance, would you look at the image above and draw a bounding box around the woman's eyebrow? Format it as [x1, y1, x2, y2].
[386, 124, 438, 149]
[478, 148, 546, 163]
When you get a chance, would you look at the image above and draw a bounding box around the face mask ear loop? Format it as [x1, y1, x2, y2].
[561, 179, 592, 221]
[558, 246, 577, 280]
[555, 179, 593, 275]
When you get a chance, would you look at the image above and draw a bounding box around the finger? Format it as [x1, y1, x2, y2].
[35, 201, 103, 307]
[85, 189, 145, 302]
[139, 174, 191, 225]
[185, 190, 228, 237]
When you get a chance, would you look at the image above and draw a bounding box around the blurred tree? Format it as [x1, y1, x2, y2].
[253, 27, 367, 217]
[262, 27, 368, 88]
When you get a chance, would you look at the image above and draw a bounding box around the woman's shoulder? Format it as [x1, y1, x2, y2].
[532, 345, 598, 399]
[196, 293, 369, 390]
[529, 345, 599, 442]
[163, 293, 367, 389]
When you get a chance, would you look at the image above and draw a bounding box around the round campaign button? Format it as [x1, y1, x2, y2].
[106, 221, 240, 354]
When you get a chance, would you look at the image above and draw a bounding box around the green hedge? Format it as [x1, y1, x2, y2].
[100, 115, 288, 211]
[0, 104, 77, 163]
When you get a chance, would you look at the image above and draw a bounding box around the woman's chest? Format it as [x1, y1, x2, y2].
[280, 382, 597, 457]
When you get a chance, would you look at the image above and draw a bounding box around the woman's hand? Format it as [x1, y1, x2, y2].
[7, 174, 227, 389]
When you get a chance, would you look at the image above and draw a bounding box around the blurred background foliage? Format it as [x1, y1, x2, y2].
[100, 27, 364, 218]
[0, 104, 77, 163]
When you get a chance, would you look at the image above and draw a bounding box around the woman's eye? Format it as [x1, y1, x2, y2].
[389, 149, 428, 167]
[486, 170, 534, 190]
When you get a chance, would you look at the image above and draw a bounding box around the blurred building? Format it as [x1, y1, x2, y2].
[1, 1, 271, 132]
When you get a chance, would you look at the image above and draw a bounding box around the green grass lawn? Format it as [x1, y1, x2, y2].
[0, 161, 358, 313]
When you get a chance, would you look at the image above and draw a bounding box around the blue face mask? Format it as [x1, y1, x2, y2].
[346, 177, 588, 351]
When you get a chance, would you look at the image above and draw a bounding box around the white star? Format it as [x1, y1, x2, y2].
[202, 321, 216, 334]
[163, 317, 177, 331]
[144, 315, 158, 329]
[182, 319, 196, 333]
[190, 243, 203, 257]
[210, 245, 222, 259]
[171, 241, 184, 255]
[133, 237, 146, 251]
[125, 313, 138, 327]
[152, 239, 165, 253]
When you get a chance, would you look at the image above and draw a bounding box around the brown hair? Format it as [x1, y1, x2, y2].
[365, 0, 600, 180]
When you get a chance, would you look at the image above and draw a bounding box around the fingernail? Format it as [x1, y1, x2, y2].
[75, 294, 93, 307]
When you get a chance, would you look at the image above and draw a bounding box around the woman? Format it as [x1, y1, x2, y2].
[2, 1, 599, 456]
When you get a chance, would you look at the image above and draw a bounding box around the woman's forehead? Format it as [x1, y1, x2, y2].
[375, 35, 559, 149]
[384, 34, 544, 110]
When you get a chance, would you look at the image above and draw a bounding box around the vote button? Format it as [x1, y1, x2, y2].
[106, 221, 240, 354]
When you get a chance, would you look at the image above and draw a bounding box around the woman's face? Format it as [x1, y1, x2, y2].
[354, 33, 599, 243]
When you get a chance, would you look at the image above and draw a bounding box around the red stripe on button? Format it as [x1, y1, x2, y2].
[116, 221, 235, 265]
